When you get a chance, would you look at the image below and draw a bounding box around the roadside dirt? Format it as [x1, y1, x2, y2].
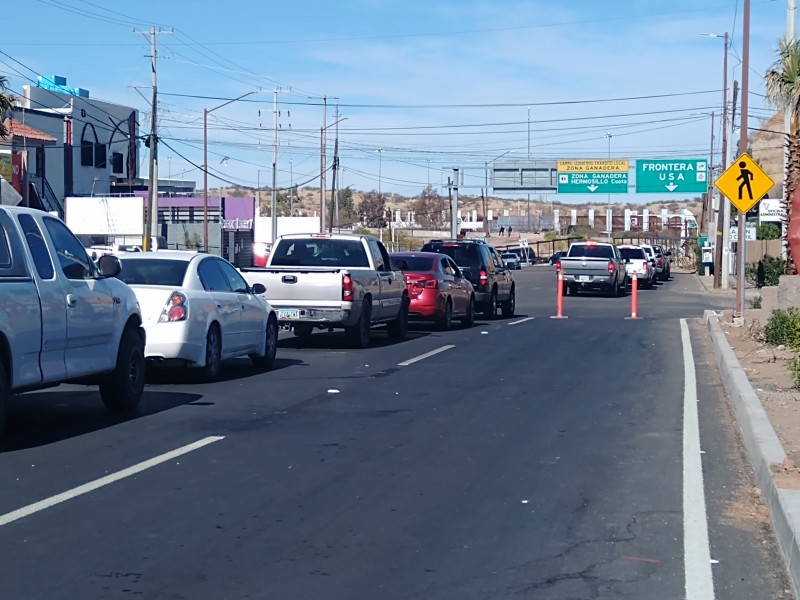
[721, 314, 800, 488]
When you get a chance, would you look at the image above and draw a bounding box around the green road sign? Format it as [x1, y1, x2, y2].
[635, 159, 709, 193]
[556, 171, 628, 194]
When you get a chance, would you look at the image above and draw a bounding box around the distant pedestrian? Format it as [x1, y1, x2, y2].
[499, 226, 505, 236]
[508, 226, 513, 237]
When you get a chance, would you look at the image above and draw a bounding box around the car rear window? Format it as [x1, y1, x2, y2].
[270, 238, 370, 267]
[568, 244, 614, 259]
[421, 243, 482, 267]
[118, 258, 189, 286]
[391, 256, 435, 271]
[501, 253, 517, 260]
[620, 248, 646, 260]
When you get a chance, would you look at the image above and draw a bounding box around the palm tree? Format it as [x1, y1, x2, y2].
[765, 37, 800, 274]
[0, 76, 13, 138]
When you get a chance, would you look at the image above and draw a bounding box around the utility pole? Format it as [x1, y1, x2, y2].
[785, 0, 797, 261]
[134, 26, 172, 251]
[329, 105, 340, 232]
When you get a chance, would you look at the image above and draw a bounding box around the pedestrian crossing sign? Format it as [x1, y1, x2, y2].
[714, 152, 774, 214]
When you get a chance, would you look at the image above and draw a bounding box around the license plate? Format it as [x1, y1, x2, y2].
[576, 275, 589, 282]
[278, 308, 300, 319]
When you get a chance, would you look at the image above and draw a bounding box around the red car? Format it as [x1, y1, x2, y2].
[391, 252, 475, 330]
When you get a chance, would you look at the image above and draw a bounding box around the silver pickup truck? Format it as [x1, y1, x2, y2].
[239, 233, 409, 348]
[0, 207, 146, 437]
[557, 241, 628, 297]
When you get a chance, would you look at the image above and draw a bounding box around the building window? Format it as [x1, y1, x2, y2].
[79, 123, 106, 169]
[111, 152, 124, 174]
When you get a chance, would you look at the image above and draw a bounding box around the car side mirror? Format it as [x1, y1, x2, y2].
[251, 282, 267, 295]
[97, 254, 121, 278]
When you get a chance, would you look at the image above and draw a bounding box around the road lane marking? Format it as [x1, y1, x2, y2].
[0, 435, 225, 528]
[681, 318, 716, 599]
[398, 345, 455, 366]
[508, 317, 535, 326]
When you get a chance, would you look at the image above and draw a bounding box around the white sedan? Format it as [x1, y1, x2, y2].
[116, 251, 278, 381]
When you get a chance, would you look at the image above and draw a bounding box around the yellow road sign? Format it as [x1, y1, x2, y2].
[557, 159, 628, 172]
[714, 153, 774, 213]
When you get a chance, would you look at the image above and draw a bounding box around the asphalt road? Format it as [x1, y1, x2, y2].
[0, 266, 793, 599]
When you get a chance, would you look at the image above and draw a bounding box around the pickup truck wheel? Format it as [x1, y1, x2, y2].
[619, 275, 628, 297]
[0, 362, 8, 438]
[201, 325, 222, 382]
[346, 300, 372, 348]
[460, 295, 475, 328]
[387, 295, 409, 339]
[99, 326, 145, 413]
[293, 324, 313, 338]
[482, 289, 498, 320]
[501, 288, 516, 318]
[251, 314, 278, 370]
[608, 280, 619, 298]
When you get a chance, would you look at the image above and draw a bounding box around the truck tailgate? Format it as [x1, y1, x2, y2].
[242, 267, 347, 305]
[560, 258, 612, 277]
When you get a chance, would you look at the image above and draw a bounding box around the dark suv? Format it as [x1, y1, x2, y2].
[419, 239, 515, 319]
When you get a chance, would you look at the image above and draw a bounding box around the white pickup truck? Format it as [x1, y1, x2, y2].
[0, 207, 146, 437]
[240, 233, 409, 348]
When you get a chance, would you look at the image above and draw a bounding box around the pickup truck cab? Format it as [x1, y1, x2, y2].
[240, 233, 409, 348]
[558, 241, 628, 297]
[0, 207, 146, 436]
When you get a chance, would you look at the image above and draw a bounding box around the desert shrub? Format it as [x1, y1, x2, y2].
[764, 308, 800, 348]
[750, 296, 762, 309]
[746, 256, 786, 288]
[790, 358, 800, 389]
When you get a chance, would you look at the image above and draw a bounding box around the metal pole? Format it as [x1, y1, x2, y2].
[737, 0, 751, 318]
[271, 89, 278, 243]
[713, 33, 729, 288]
[704, 112, 715, 234]
[484, 161, 489, 237]
[606, 132, 612, 233]
[203, 108, 208, 251]
[450, 169, 459, 239]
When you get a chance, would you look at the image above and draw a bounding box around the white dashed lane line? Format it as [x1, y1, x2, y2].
[398, 345, 456, 367]
[508, 317, 535, 326]
[0, 436, 225, 528]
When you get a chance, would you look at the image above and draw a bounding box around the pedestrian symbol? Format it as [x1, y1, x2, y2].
[714, 153, 774, 214]
[736, 161, 753, 200]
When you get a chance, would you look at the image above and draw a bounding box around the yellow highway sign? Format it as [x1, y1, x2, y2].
[714, 153, 774, 213]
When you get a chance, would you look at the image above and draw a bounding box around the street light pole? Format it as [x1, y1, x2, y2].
[605, 132, 613, 234]
[527, 106, 531, 233]
[203, 90, 256, 252]
[378, 148, 383, 195]
[703, 32, 730, 288]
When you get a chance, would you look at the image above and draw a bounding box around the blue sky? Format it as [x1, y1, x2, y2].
[0, 0, 790, 203]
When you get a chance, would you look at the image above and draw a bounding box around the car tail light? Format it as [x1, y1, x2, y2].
[658, 256, 664, 266]
[555, 259, 561, 271]
[159, 291, 188, 322]
[414, 276, 438, 289]
[342, 273, 354, 301]
[479, 269, 488, 285]
[607, 261, 615, 273]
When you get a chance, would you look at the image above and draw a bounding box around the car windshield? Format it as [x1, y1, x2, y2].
[422, 244, 481, 267]
[270, 238, 370, 267]
[620, 248, 646, 260]
[391, 256, 435, 271]
[568, 244, 614, 259]
[118, 258, 189, 286]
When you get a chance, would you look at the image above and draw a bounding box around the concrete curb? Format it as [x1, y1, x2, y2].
[704, 310, 800, 596]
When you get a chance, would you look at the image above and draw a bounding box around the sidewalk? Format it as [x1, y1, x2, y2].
[705, 305, 800, 598]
